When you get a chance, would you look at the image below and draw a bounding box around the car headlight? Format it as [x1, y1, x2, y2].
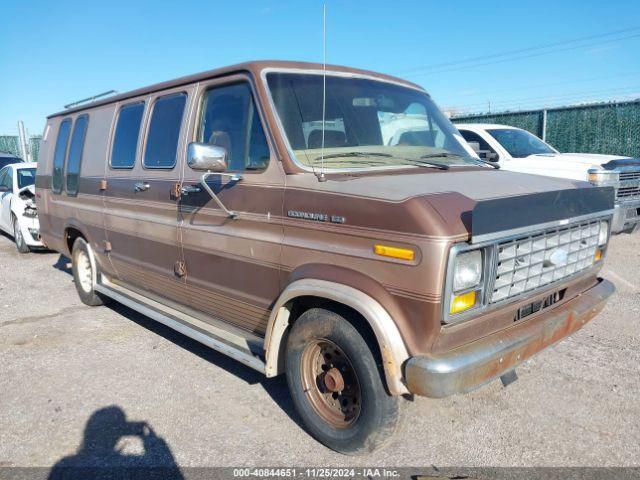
[588, 169, 618, 184]
[598, 220, 609, 247]
[453, 250, 482, 291]
[449, 249, 483, 316]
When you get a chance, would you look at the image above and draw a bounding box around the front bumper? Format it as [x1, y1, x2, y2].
[611, 201, 640, 233]
[404, 278, 615, 398]
[20, 215, 44, 247]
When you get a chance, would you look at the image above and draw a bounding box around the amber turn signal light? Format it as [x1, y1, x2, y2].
[450, 290, 477, 315]
[374, 244, 415, 261]
[594, 249, 603, 262]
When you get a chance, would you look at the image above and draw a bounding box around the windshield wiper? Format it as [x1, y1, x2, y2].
[471, 158, 500, 169]
[420, 152, 463, 160]
[314, 151, 393, 161]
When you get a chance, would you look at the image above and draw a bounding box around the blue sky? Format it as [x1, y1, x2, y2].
[2, 0, 640, 136]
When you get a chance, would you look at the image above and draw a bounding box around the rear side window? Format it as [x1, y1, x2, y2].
[111, 102, 145, 169]
[66, 115, 89, 196]
[52, 119, 72, 193]
[143, 93, 186, 169]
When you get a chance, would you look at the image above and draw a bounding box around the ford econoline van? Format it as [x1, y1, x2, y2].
[36, 61, 615, 454]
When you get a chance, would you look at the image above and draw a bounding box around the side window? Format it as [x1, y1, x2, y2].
[143, 93, 187, 169]
[4, 168, 13, 190]
[198, 83, 270, 172]
[111, 102, 145, 169]
[66, 115, 89, 196]
[52, 119, 72, 193]
[459, 130, 499, 159]
[0, 168, 10, 190]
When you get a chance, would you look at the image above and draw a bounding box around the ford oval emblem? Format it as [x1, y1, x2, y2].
[548, 249, 569, 267]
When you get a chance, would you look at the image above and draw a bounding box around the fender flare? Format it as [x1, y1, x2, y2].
[264, 278, 410, 395]
[62, 220, 94, 256]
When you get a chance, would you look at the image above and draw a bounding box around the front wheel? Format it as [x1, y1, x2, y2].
[71, 237, 105, 306]
[13, 216, 30, 254]
[285, 307, 403, 455]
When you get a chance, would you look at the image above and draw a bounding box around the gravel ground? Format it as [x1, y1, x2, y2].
[0, 230, 638, 470]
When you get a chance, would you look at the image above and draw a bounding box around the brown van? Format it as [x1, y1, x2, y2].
[36, 61, 615, 454]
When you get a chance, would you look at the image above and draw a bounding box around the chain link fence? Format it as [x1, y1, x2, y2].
[453, 100, 640, 157]
[0, 135, 42, 161]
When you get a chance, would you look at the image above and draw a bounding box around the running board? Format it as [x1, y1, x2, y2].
[94, 278, 266, 374]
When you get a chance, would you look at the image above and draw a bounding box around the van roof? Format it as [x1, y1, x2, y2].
[48, 60, 425, 119]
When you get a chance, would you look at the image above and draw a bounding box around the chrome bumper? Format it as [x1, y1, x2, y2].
[404, 278, 615, 398]
[611, 202, 640, 233]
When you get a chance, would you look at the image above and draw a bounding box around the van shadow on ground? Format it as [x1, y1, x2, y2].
[52, 254, 302, 431]
[48, 406, 184, 480]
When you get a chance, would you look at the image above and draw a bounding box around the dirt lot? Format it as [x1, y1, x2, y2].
[0, 230, 639, 469]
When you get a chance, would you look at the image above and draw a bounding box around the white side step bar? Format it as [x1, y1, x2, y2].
[95, 278, 266, 374]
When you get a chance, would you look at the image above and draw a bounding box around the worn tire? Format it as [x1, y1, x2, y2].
[71, 237, 105, 306]
[285, 307, 403, 455]
[13, 216, 30, 254]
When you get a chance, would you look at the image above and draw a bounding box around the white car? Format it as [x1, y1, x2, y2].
[0, 162, 44, 253]
[456, 123, 640, 234]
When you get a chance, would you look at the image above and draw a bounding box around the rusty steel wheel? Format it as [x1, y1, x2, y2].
[300, 339, 361, 429]
[286, 307, 403, 455]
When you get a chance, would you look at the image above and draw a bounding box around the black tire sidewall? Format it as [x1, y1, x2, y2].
[285, 308, 401, 455]
[71, 238, 104, 306]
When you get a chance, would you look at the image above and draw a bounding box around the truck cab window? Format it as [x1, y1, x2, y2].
[111, 102, 145, 169]
[144, 93, 187, 169]
[52, 119, 72, 193]
[458, 129, 499, 160]
[66, 115, 89, 196]
[198, 83, 269, 172]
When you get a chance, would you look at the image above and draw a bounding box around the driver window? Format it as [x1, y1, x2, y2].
[459, 130, 499, 160]
[198, 82, 270, 172]
[2, 168, 13, 190]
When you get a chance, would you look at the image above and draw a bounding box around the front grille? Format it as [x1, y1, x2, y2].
[490, 220, 601, 303]
[620, 171, 640, 182]
[617, 169, 640, 202]
[617, 185, 640, 201]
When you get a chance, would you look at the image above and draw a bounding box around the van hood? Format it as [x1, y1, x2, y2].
[325, 168, 585, 202]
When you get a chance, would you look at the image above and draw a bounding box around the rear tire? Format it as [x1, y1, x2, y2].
[71, 237, 105, 306]
[285, 307, 403, 455]
[13, 216, 30, 254]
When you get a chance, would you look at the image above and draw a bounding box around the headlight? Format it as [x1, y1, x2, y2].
[588, 170, 618, 184]
[453, 250, 482, 291]
[598, 220, 609, 247]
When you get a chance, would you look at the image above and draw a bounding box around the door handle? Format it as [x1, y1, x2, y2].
[134, 182, 150, 192]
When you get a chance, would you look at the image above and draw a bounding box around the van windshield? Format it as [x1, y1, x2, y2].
[266, 72, 477, 170]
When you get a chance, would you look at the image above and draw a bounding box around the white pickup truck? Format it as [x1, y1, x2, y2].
[455, 123, 640, 234]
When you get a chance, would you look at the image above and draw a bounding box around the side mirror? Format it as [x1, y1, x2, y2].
[187, 142, 228, 172]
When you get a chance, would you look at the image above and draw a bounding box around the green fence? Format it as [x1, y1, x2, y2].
[0, 135, 42, 161]
[453, 100, 640, 158]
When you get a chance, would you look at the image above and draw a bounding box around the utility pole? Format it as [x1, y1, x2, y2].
[541, 108, 548, 141]
[17, 121, 31, 162]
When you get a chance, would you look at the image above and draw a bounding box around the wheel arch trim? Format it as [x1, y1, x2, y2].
[264, 278, 410, 395]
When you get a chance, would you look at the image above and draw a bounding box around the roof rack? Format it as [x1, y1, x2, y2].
[64, 90, 118, 110]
